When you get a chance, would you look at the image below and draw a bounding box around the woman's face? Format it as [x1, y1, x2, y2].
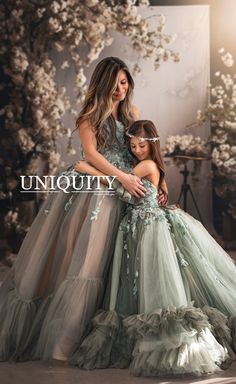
[130, 137, 151, 161]
[112, 70, 129, 101]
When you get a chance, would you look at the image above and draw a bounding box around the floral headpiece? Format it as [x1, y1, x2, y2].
[126, 131, 160, 143]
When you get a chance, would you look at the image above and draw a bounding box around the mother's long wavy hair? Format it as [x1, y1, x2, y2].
[76, 57, 135, 150]
[126, 120, 165, 185]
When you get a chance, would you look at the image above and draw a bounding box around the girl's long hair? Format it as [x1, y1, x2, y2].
[76, 57, 134, 150]
[126, 120, 165, 185]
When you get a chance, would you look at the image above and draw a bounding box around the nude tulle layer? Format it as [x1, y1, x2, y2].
[0, 180, 125, 361]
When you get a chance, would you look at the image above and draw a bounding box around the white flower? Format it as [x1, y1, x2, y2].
[74, 31, 83, 46]
[225, 121, 236, 130]
[6, 111, 14, 119]
[17, 129, 35, 152]
[196, 110, 203, 120]
[12, 48, 29, 73]
[35, 110, 44, 120]
[220, 152, 230, 161]
[12, 9, 23, 19]
[54, 42, 64, 52]
[218, 48, 225, 54]
[224, 158, 236, 168]
[139, 0, 150, 6]
[231, 146, 236, 155]
[159, 14, 166, 25]
[221, 52, 234, 67]
[164, 134, 208, 157]
[211, 88, 217, 97]
[212, 148, 219, 160]
[51, 1, 61, 13]
[36, 8, 46, 18]
[61, 60, 70, 70]
[219, 144, 230, 151]
[75, 69, 87, 88]
[67, 147, 76, 155]
[86, 0, 99, 6]
[48, 17, 62, 32]
[156, 47, 165, 56]
[214, 159, 223, 167]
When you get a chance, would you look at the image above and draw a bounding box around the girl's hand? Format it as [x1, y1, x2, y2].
[158, 188, 168, 205]
[74, 161, 90, 174]
[119, 173, 146, 197]
[158, 179, 168, 205]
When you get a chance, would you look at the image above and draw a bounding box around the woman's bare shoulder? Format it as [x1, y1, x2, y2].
[78, 119, 92, 132]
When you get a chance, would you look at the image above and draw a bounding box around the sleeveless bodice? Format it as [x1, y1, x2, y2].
[80, 120, 133, 171]
[122, 179, 168, 234]
[134, 179, 159, 209]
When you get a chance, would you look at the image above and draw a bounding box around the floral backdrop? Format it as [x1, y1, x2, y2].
[196, 49, 236, 221]
[164, 49, 236, 225]
[0, 0, 179, 253]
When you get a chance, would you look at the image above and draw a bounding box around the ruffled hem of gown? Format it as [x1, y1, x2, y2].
[73, 306, 234, 377]
[0, 270, 52, 361]
[0, 270, 103, 361]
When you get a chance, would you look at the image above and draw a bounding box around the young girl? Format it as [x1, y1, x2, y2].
[73, 120, 236, 377]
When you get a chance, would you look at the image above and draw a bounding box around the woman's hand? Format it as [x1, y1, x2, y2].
[119, 173, 146, 197]
[74, 161, 90, 174]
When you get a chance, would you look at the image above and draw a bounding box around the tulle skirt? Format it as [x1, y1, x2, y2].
[0, 177, 125, 361]
[74, 207, 236, 376]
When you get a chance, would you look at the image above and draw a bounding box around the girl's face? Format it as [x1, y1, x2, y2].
[130, 137, 151, 161]
[112, 70, 129, 101]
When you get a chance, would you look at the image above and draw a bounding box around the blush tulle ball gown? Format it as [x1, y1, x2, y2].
[0, 120, 133, 361]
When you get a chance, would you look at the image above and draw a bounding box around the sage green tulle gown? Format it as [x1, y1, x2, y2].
[74, 179, 236, 377]
[0, 120, 133, 361]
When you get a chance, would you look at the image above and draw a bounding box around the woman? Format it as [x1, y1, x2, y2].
[74, 120, 236, 377]
[0, 57, 167, 362]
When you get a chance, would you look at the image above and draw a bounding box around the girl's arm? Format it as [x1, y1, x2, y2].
[132, 160, 160, 185]
[78, 118, 146, 197]
[134, 157, 168, 205]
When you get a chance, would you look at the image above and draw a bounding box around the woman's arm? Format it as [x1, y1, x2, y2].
[75, 160, 160, 187]
[77, 119, 146, 197]
[75, 159, 160, 183]
[133, 161, 169, 205]
[74, 161, 140, 204]
[75, 159, 164, 206]
[74, 161, 109, 185]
